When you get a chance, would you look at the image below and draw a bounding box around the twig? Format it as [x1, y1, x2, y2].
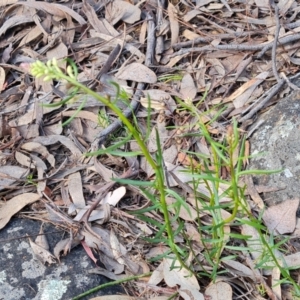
[87, 43, 121, 90]
[257, 33, 300, 58]
[145, 11, 156, 66]
[172, 31, 267, 50]
[197, 15, 235, 34]
[284, 20, 300, 29]
[281, 72, 300, 90]
[155, 0, 165, 56]
[271, 2, 281, 83]
[239, 79, 285, 123]
[239, 71, 300, 123]
[171, 33, 300, 57]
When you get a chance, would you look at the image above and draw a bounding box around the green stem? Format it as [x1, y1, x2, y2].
[223, 139, 240, 224]
[58, 74, 189, 271]
[61, 74, 156, 169]
[72, 272, 152, 300]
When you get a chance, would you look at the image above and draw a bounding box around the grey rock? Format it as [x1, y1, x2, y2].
[0, 218, 124, 300]
[249, 90, 300, 213]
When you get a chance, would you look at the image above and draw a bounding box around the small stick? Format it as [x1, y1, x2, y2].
[239, 79, 285, 123]
[271, 2, 281, 83]
[172, 31, 268, 50]
[87, 43, 121, 90]
[171, 33, 300, 57]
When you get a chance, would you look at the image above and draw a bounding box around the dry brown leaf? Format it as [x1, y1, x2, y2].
[224, 71, 269, 104]
[110, 229, 140, 274]
[81, 239, 98, 264]
[148, 119, 169, 153]
[15, 1, 86, 24]
[0, 0, 18, 6]
[15, 151, 34, 168]
[0, 165, 28, 191]
[206, 58, 226, 77]
[21, 142, 55, 167]
[85, 227, 125, 274]
[233, 72, 269, 108]
[88, 267, 127, 281]
[62, 110, 99, 124]
[166, 197, 198, 221]
[68, 172, 85, 209]
[271, 267, 281, 299]
[163, 257, 204, 300]
[53, 237, 81, 261]
[35, 226, 49, 250]
[163, 145, 178, 165]
[30, 154, 47, 195]
[283, 251, 300, 268]
[184, 223, 203, 246]
[74, 203, 111, 223]
[145, 246, 170, 260]
[245, 176, 264, 210]
[139, 19, 147, 44]
[222, 260, 256, 280]
[105, 0, 141, 25]
[148, 261, 164, 285]
[9, 105, 59, 127]
[141, 89, 176, 115]
[102, 187, 126, 206]
[41, 119, 62, 135]
[47, 42, 68, 62]
[180, 73, 197, 101]
[168, 2, 179, 45]
[135, 222, 153, 235]
[0, 193, 40, 229]
[178, 152, 199, 168]
[0, 67, 5, 91]
[19, 25, 42, 48]
[32, 135, 82, 156]
[116, 62, 157, 83]
[182, 29, 201, 40]
[205, 281, 232, 300]
[241, 220, 276, 275]
[92, 158, 116, 182]
[263, 198, 299, 235]
[82, 0, 118, 36]
[254, 0, 269, 9]
[0, 15, 33, 37]
[28, 236, 56, 265]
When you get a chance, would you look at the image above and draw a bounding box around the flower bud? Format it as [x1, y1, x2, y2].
[52, 58, 58, 67]
[43, 75, 52, 81]
[67, 65, 75, 78]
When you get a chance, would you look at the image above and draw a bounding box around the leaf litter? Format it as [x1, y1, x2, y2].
[1, 0, 300, 299]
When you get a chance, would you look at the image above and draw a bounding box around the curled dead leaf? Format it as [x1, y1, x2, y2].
[116, 63, 157, 83]
[28, 236, 56, 265]
[0, 193, 40, 230]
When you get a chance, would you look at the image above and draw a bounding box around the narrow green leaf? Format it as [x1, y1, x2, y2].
[108, 150, 143, 157]
[62, 96, 87, 126]
[113, 178, 154, 187]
